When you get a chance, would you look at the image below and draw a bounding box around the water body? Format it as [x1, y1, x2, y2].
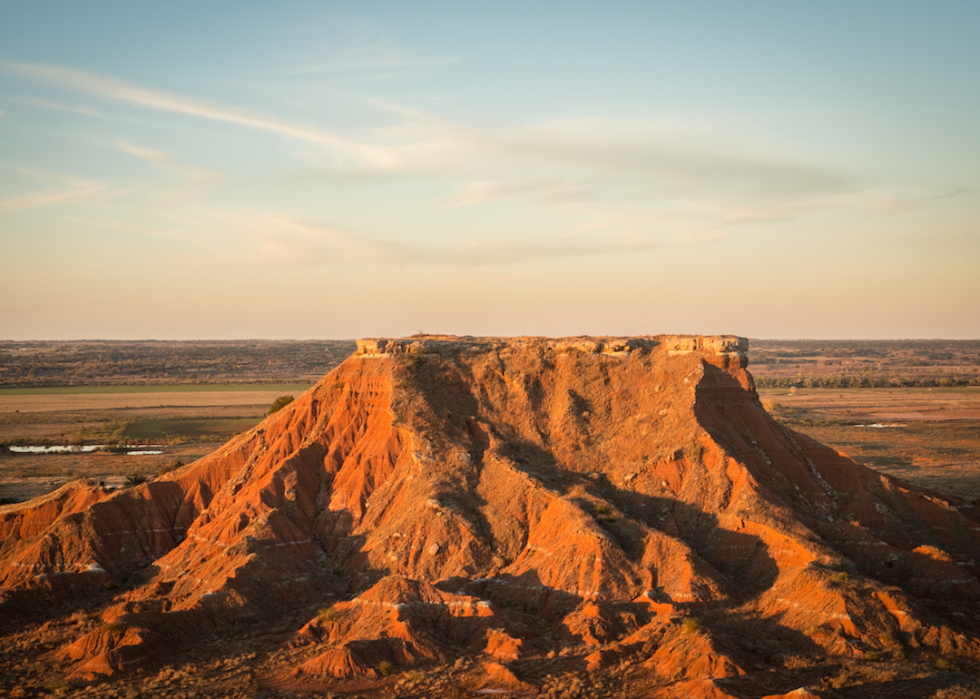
[8, 445, 165, 454]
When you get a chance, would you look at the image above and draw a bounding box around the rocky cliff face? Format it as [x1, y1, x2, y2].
[2, 335, 979, 698]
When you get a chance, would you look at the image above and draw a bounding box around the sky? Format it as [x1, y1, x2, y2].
[1, 2, 978, 340]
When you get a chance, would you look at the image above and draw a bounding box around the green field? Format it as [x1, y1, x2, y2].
[0, 383, 313, 396]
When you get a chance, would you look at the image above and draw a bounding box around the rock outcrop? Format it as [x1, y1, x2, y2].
[2, 335, 978, 697]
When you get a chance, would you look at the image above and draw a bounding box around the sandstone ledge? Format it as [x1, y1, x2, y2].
[356, 334, 748, 364]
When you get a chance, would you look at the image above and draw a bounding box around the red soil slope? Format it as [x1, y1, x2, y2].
[2, 335, 978, 697]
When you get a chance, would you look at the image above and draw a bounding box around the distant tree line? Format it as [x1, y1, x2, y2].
[755, 375, 980, 389]
[750, 338, 980, 359]
[0, 340, 357, 388]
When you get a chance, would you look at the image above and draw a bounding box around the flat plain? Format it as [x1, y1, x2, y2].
[0, 387, 313, 503]
[750, 339, 980, 501]
[0, 340, 352, 501]
[757, 386, 980, 499]
[0, 382, 315, 503]
[0, 385, 311, 412]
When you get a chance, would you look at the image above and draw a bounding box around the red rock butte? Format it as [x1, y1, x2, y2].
[2, 335, 979, 698]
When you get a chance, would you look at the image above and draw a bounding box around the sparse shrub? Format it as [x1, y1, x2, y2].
[268, 395, 295, 415]
[934, 686, 979, 699]
[762, 399, 779, 412]
[377, 660, 395, 677]
[863, 650, 880, 661]
[44, 679, 71, 694]
[807, 623, 827, 638]
[69, 611, 88, 626]
[103, 581, 118, 591]
[783, 655, 812, 669]
[103, 622, 127, 636]
[830, 669, 854, 689]
[861, 662, 898, 683]
[935, 657, 957, 672]
[156, 459, 184, 476]
[125, 471, 148, 487]
[605, 516, 616, 523]
[596, 505, 607, 515]
[682, 617, 701, 634]
[406, 670, 425, 683]
[831, 571, 850, 583]
[331, 381, 345, 390]
[316, 605, 337, 622]
[684, 444, 704, 463]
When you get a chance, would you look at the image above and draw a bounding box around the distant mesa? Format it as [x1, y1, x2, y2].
[2, 334, 978, 697]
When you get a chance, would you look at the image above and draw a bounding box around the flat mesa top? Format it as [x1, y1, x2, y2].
[355, 334, 748, 357]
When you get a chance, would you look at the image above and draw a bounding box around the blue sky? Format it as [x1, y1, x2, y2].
[1, 2, 978, 339]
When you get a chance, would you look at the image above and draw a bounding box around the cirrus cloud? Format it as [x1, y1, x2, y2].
[1, 60, 398, 168]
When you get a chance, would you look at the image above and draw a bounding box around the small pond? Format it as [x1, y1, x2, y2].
[8, 445, 165, 455]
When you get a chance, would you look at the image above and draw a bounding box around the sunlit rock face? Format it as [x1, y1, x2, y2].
[2, 335, 979, 696]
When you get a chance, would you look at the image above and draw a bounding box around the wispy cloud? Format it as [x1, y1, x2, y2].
[0, 168, 110, 211]
[274, 41, 461, 78]
[337, 98, 854, 201]
[0, 182, 106, 211]
[116, 141, 222, 194]
[865, 187, 969, 215]
[448, 124, 854, 202]
[263, 118, 855, 218]
[9, 95, 109, 119]
[1, 60, 398, 168]
[1, 60, 872, 257]
[448, 179, 592, 207]
[263, 100, 856, 215]
[233, 215, 660, 268]
[2, 59, 855, 220]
